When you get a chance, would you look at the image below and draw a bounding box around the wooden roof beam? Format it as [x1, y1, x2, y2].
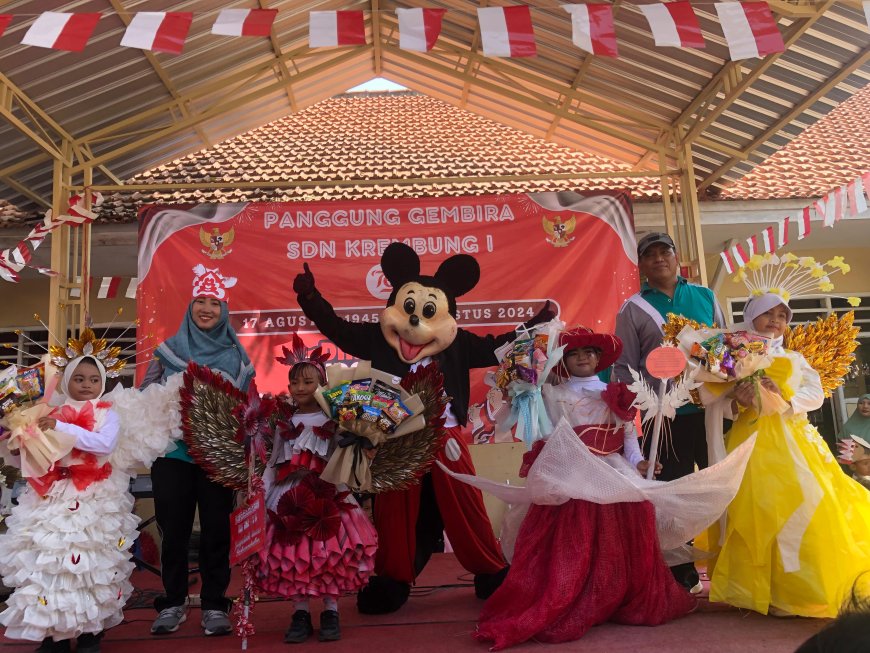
[0, 73, 71, 164]
[677, 0, 837, 148]
[68, 49, 365, 175]
[372, 0, 383, 76]
[1, 175, 50, 209]
[260, 0, 298, 112]
[109, 0, 212, 149]
[699, 47, 870, 191]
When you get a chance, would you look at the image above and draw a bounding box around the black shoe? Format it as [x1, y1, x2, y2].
[670, 562, 700, 592]
[318, 610, 341, 642]
[474, 566, 510, 600]
[35, 639, 70, 653]
[76, 632, 103, 653]
[356, 576, 411, 614]
[283, 610, 313, 644]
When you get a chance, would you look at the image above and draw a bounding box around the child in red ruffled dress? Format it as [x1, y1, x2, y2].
[258, 336, 377, 644]
[474, 327, 695, 650]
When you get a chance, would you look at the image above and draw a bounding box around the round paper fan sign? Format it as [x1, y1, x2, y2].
[646, 346, 687, 380]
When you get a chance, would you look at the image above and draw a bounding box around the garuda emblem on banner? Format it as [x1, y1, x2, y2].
[200, 226, 235, 259]
[542, 215, 576, 247]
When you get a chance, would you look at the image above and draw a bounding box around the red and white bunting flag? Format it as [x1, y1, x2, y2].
[720, 249, 735, 274]
[846, 177, 869, 216]
[98, 277, 122, 300]
[67, 192, 103, 222]
[715, 2, 784, 61]
[212, 8, 277, 37]
[0, 15, 12, 37]
[761, 226, 775, 253]
[22, 12, 101, 51]
[834, 185, 845, 222]
[745, 234, 759, 257]
[126, 277, 139, 299]
[478, 6, 536, 58]
[638, 1, 704, 49]
[798, 206, 811, 240]
[777, 216, 789, 247]
[309, 11, 366, 48]
[121, 12, 192, 54]
[396, 8, 446, 52]
[731, 243, 749, 268]
[563, 4, 618, 57]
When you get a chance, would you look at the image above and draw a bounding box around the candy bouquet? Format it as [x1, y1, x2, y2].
[493, 319, 565, 447]
[317, 361, 426, 491]
[676, 327, 788, 416]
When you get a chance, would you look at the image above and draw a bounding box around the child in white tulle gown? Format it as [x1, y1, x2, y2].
[0, 354, 176, 653]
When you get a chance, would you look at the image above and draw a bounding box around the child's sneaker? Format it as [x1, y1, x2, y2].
[35, 638, 70, 652]
[201, 610, 231, 636]
[284, 610, 314, 643]
[76, 632, 103, 653]
[151, 606, 187, 634]
[319, 610, 341, 642]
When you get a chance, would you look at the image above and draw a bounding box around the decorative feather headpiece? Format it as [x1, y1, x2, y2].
[275, 333, 330, 379]
[734, 252, 859, 306]
[49, 327, 125, 378]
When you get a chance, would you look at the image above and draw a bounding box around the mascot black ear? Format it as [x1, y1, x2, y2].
[434, 254, 480, 298]
[381, 243, 420, 289]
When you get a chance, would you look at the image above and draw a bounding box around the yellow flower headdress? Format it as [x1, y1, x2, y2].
[732, 252, 859, 306]
[49, 328, 126, 378]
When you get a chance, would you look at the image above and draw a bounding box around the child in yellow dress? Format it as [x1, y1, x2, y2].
[704, 292, 870, 618]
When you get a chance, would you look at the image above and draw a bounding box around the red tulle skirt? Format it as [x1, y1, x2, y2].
[476, 499, 695, 650]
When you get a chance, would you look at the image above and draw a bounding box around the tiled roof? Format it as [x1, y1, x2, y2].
[98, 92, 662, 222]
[0, 199, 31, 226]
[721, 83, 870, 201]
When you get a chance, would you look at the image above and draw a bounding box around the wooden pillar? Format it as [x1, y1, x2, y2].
[675, 140, 708, 285]
[47, 142, 72, 347]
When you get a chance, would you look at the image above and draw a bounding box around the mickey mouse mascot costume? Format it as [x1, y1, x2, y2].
[294, 243, 554, 614]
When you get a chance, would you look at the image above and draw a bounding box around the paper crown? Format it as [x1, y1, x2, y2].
[733, 253, 859, 306]
[49, 327, 125, 378]
[837, 435, 870, 465]
[275, 333, 330, 378]
[192, 264, 237, 301]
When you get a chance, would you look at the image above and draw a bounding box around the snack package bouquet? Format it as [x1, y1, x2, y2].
[318, 361, 426, 491]
[0, 361, 76, 479]
[676, 326, 788, 416]
[493, 319, 565, 447]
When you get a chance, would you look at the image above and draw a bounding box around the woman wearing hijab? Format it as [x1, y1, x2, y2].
[702, 292, 870, 618]
[842, 394, 870, 442]
[143, 266, 254, 638]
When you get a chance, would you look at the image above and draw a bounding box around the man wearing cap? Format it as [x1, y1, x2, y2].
[613, 232, 726, 593]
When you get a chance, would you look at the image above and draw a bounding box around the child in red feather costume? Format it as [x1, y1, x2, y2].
[257, 335, 377, 644]
[475, 327, 695, 650]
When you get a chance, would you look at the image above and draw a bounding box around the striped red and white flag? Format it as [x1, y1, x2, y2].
[0, 15, 12, 37]
[798, 206, 811, 240]
[22, 12, 101, 51]
[309, 11, 366, 47]
[397, 8, 446, 52]
[846, 177, 868, 216]
[638, 1, 704, 49]
[731, 243, 749, 268]
[211, 8, 277, 36]
[720, 249, 735, 274]
[745, 234, 759, 257]
[834, 186, 845, 223]
[97, 277, 122, 300]
[125, 277, 139, 299]
[478, 6, 536, 58]
[563, 4, 618, 57]
[121, 12, 192, 54]
[761, 226, 775, 253]
[715, 2, 784, 60]
[777, 217, 790, 248]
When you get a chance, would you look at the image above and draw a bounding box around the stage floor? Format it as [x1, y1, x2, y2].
[2, 554, 827, 652]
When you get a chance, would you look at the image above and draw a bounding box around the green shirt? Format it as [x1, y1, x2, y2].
[641, 276, 719, 414]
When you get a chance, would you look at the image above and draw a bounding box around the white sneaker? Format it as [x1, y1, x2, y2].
[151, 606, 187, 634]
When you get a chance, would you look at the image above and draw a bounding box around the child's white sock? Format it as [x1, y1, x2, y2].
[293, 599, 310, 613]
[323, 596, 338, 612]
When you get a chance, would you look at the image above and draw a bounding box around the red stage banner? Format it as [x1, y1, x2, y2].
[229, 492, 266, 566]
[137, 191, 639, 436]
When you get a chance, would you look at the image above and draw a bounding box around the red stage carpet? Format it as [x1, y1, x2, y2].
[2, 554, 827, 652]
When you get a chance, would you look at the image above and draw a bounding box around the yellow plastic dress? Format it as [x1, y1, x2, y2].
[703, 349, 870, 618]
